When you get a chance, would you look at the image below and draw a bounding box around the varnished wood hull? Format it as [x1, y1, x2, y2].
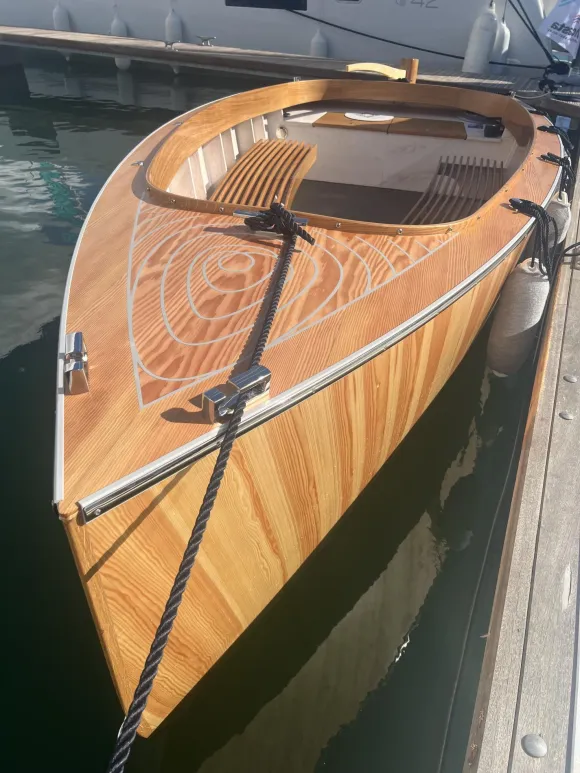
[54, 80, 562, 735]
[63, 235, 527, 735]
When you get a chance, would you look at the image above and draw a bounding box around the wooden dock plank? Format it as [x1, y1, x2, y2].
[465, 165, 580, 772]
[0, 26, 356, 80]
[4, 25, 580, 120]
[510, 244, 580, 773]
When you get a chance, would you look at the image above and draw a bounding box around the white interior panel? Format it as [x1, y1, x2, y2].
[251, 115, 267, 142]
[167, 159, 195, 197]
[235, 120, 256, 155]
[265, 110, 284, 140]
[192, 150, 209, 199]
[282, 110, 518, 192]
[221, 128, 238, 169]
[202, 135, 228, 191]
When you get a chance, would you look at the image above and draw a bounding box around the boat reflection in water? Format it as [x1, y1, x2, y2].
[159, 332, 527, 773]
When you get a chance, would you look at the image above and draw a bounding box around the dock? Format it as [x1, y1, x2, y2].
[3, 26, 580, 119]
[465, 159, 580, 772]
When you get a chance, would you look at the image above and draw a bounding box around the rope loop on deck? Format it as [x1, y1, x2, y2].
[105, 202, 314, 773]
[540, 152, 576, 197]
[538, 124, 573, 155]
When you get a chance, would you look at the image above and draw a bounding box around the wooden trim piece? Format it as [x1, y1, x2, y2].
[146, 79, 536, 236]
[346, 61, 407, 80]
[401, 57, 419, 84]
[387, 117, 467, 139]
[313, 112, 393, 132]
[312, 111, 467, 139]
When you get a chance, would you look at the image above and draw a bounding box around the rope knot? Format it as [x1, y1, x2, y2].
[244, 202, 316, 245]
[539, 152, 575, 196]
[509, 198, 559, 281]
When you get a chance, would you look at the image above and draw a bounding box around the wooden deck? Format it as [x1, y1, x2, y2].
[465, 158, 580, 772]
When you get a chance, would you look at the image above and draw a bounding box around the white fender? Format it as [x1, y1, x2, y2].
[111, 4, 131, 71]
[547, 191, 571, 249]
[111, 5, 128, 36]
[53, 2, 72, 62]
[165, 2, 184, 74]
[462, 1, 499, 75]
[486, 258, 550, 377]
[490, 18, 510, 73]
[165, 4, 184, 44]
[310, 28, 328, 58]
[53, 1, 71, 31]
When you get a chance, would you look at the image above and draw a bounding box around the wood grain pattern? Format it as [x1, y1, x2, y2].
[64, 235, 526, 735]
[209, 139, 316, 207]
[405, 157, 504, 225]
[345, 61, 407, 80]
[313, 112, 394, 132]
[313, 112, 467, 139]
[54, 82, 561, 737]
[56, 101, 559, 517]
[145, 80, 536, 235]
[388, 117, 467, 138]
[401, 57, 420, 84]
[464, 159, 580, 773]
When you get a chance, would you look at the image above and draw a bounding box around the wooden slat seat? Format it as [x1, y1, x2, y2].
[209, 138, 317, 208]
[403, 155, 505, 225]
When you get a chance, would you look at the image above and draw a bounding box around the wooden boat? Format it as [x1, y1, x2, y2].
[53, 79, 561, 735]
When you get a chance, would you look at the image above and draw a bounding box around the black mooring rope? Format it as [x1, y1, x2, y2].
[105, 202, 314, 773]
[538, 125, 574, 155]
[509, 198, 560, 282]
[540, 152, 576, 197]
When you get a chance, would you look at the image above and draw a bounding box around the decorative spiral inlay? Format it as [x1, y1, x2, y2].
[128, 201, 456, 407]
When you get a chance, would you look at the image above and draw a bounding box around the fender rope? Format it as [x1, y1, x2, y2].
[540, 152, 576, 197]
[105, 202, 314, 773]
[509, 198, 560, 282]
[538, 125, 574, 155]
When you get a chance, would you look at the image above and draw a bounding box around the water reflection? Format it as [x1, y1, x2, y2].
[0, 61, 174, 358]
[198, 513, 445, 773]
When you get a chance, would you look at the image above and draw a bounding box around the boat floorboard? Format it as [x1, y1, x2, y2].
[465, 153, 580, 772]
[292, 181, 421, 225]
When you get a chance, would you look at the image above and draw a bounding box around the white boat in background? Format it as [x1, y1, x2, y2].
[0, 0, 555, 70]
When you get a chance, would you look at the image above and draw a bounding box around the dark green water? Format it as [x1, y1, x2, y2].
[0, 51, 532, 773]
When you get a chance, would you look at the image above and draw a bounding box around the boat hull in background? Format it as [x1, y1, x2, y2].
[0, 0, 546, 68]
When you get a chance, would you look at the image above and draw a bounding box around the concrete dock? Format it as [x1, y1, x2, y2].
[2, 26, 580, 120]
